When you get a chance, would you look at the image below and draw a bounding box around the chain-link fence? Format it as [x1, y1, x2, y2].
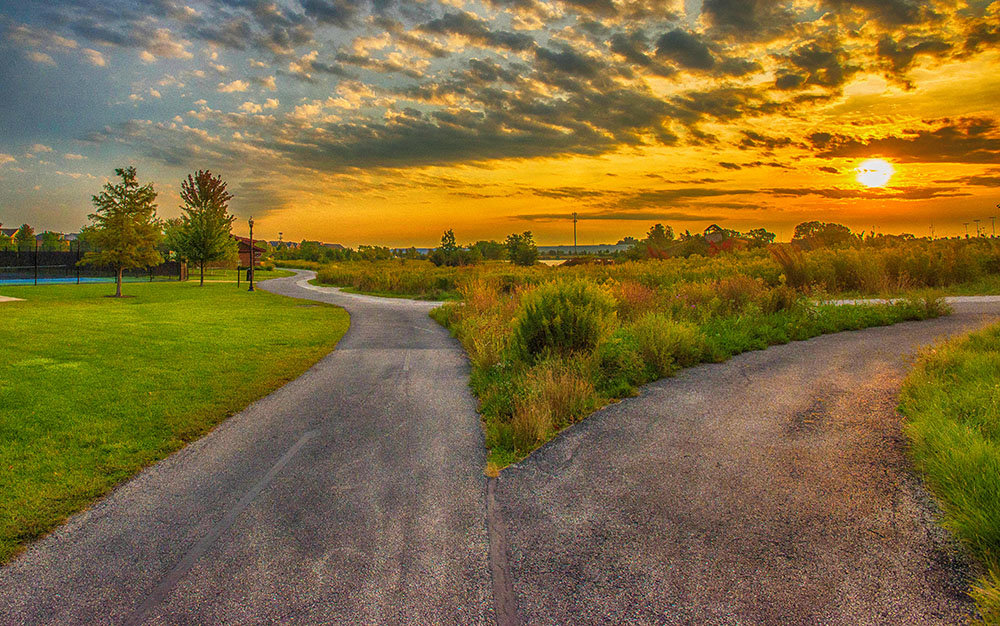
[0, 250, 186, 285]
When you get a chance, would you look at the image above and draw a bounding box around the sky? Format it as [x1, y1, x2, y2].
[0, 0, 998, 246]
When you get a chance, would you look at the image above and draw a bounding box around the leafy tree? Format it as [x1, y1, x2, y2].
[746, 227, 776, 248]
[430, 229, 479, 266]
[506, 231, 539, 266]
[792, 221, 855, 248]
[440, 229, 458, 253]
[470, 239, 506, 260]
[172, 170, 237, 285]
[80, 167, 163, 297]
[15, 224, 35, 251]
[40, 231, 64, 251]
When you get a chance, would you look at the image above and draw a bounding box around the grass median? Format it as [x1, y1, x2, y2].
[0, 281, 348, 564]
[900, 321, 1000, 623]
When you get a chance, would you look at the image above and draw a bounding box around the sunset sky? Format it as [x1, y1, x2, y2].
[0, 0, 998, 246]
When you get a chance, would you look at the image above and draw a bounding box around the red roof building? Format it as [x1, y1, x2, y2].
[232, 235, 266, 267]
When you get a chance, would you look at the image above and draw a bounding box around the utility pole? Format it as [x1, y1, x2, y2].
[964, 222, 970, 238]
[929, 224, 934, 240]
[974, 219, 982, 237]
[278, 231, 283, 247]
[572, 212, 578, 256]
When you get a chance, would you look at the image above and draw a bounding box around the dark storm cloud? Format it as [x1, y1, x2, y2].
[700, 0, 795, 41]
[301, 0, 363, 27]
[876, 35, 952, 74]
[777, 41, 858, 89]
[418, 12, 536, 52]
[655, 29, 714, 70]
[811, 118, 1000, 164]
[819, 0, 941, 26]
[608, 31, 675, 76]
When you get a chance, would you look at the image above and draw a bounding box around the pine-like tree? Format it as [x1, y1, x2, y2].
[173, 170, 237, 285]
[80, 167, 163, 297]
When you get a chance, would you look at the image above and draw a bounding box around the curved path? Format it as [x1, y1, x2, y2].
[0, 271, 493, 624]
[497, 297, 1000, 624]
[1, 272, 999, 624]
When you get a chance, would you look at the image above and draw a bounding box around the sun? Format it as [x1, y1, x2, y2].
[855, 159, 895, 188]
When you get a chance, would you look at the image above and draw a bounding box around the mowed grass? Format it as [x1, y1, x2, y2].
[187, 267, 293, 282]
[0, 281, 348, 563]
[900, 322, 1000, 622]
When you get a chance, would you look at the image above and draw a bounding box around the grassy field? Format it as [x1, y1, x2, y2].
[187, 267, 293, 282]
[900, 322, 1000, 622]
[0, 281, 349, 563]
[310, 238, 1000, 301]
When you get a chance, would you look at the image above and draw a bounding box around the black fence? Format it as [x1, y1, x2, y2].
[0, 250, 187, 284]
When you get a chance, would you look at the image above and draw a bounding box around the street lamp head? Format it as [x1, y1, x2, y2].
[248, 216, 254, 230]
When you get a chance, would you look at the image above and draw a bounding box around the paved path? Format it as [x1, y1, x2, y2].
[0, 270, 492, 624]
[496, 297, 1000, 625]
[2, 273, 999, 624]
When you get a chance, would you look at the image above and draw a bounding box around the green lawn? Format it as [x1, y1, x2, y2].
[900, 321, 1000, 623]
[0, 281, 348, 563]
[187, 267, 293, 282]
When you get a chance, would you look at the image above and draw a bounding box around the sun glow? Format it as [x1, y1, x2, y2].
[855, 159, 895, 188]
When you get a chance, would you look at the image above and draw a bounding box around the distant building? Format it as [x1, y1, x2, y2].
[321, 242, 345, 250]
[232, 235, 266, 266]
[704, 224, 728, 244]
[0, 228, 17, 247]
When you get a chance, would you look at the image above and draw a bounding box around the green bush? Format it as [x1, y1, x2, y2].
[513, 280, 617, 361]
[594, 329, 647, 397]
[628, 313, 704, 377]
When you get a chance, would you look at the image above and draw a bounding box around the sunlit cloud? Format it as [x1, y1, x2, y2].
[0, 0, 997, 244]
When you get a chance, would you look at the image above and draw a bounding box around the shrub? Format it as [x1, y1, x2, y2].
[513, 280, 617, 361]
[594, 329, 647, 397]
[628, 313, 704, 378]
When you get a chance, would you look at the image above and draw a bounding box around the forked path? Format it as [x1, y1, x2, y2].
[0, 270, 493, 624]
[2, 272, 999, 624]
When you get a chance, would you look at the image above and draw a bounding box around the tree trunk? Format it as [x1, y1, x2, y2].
[115, 267, 123, 297]
[200, 261, 205, 286]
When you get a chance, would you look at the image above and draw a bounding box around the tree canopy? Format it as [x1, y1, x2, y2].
[506, 231, 539, 266]
[80, 167, 163, 297]
[170, 170, 237, 285]
[15, 224, 35, 251]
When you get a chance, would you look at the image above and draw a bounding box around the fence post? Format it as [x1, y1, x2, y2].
[34, 240, 38, 286]
[77, 241, 81, 284]
[237, 266, 241, 288]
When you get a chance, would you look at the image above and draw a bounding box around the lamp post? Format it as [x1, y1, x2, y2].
[248, 216, 255, 292]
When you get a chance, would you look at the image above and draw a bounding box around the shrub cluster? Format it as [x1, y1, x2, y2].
[435, 265, 949, 467]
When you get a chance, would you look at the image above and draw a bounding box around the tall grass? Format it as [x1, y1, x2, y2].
[433, 270, 948, 467]
[900, 322, 1000, 623]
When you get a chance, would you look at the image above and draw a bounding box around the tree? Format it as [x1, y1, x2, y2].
[40, 231, 64, 251]
[172, 170, 237, 285]
[470, 239, 506, 260]
[15, 224, 35, 251]
[792, 221, 855, 248]
[505, 231, 539, 266]
[429, 229, 478, 266]
[80, 167, 163, 297]
[746, 227, 776, 248]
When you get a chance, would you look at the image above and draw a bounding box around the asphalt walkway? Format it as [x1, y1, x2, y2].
[2, 273, 998, 624]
